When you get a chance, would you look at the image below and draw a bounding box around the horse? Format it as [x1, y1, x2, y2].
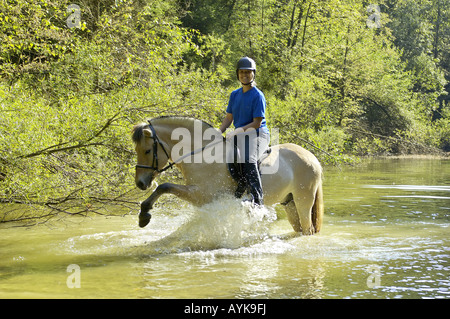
[132, 116, 324, 235]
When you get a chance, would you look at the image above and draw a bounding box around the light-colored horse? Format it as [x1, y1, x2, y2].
[132, 116, 323, 235]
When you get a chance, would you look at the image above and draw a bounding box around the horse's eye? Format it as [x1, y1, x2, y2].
[145, 149, 152, 155]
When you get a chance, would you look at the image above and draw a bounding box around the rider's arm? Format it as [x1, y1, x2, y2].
[219, 113, 233, 133]
[240, 117, 263, 131]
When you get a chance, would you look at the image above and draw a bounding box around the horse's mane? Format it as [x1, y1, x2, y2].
[131, 116, 220, 143]
[151, 116, 216, 130]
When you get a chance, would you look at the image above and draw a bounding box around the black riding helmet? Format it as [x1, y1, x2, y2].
[236, 57, 256, 85]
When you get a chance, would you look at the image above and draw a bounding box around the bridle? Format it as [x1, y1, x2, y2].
[135, 121, 175, 173]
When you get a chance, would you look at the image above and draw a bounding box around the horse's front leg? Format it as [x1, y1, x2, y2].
[139, 182, 199, 228]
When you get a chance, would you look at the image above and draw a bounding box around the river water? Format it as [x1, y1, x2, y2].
[0, 158, 449, 299]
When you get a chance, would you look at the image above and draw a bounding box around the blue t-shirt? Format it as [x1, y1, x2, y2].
[226, 87, 267, 129]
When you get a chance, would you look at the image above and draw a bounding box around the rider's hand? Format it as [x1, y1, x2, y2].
[226, 127, 244, 139]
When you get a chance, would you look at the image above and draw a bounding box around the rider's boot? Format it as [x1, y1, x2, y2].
[229, 163, 247, 198]
[235, 175, 247, 198]
[242, 162, 264, 206]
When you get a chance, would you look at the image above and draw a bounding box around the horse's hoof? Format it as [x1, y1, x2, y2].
[139, 212, 151, 228]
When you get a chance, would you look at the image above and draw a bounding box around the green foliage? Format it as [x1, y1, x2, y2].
[0, 0, 79, 78]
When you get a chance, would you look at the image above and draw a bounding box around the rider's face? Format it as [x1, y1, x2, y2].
[238, 69, 254, 84]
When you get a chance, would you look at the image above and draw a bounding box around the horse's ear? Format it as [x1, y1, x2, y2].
[143, 128, 152, 137]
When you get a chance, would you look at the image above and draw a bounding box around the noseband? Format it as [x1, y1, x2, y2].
[135, 121, 175, 173]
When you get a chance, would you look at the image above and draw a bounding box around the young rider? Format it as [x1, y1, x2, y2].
[219, 57, 270, 206]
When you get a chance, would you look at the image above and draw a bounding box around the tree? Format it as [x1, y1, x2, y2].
[387, 0, 449, 106]
[0, 0, 78, 79]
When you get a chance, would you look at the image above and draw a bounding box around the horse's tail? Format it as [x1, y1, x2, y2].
[312, 180, 324, 233]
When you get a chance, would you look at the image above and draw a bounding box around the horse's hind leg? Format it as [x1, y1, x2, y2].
[293, 194, 316, 235]
[283, 200, 302, 233]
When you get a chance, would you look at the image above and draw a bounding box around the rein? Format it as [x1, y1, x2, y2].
[135, 121, 226, 173]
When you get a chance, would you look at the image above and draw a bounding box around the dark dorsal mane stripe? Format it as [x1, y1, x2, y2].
[131, 116, 218, 143]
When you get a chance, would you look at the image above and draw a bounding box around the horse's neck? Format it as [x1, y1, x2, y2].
[156, 120, 224, 156]
[154, 120, 229, 184]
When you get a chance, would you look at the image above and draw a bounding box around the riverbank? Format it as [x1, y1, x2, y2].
[374, 153, 450, 159]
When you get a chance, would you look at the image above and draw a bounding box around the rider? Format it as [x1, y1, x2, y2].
[219, 57, 270, 206]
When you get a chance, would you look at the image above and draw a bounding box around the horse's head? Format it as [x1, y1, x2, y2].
[132, 122, 170, 190]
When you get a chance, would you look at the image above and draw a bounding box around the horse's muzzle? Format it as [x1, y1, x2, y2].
[136, 179, 148, 190]
[135, 172, 154, 190]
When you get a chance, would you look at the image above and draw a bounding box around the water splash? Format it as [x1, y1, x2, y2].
[62, 197, 281, 256]
[139, 197, 278, 254]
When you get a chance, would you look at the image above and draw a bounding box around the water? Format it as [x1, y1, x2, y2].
[0, 158, 449, 299]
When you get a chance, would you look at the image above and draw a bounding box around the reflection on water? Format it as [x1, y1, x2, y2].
[0, 158, 449, 299]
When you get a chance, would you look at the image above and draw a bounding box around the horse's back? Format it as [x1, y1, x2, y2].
[263, 143, 322, 176]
